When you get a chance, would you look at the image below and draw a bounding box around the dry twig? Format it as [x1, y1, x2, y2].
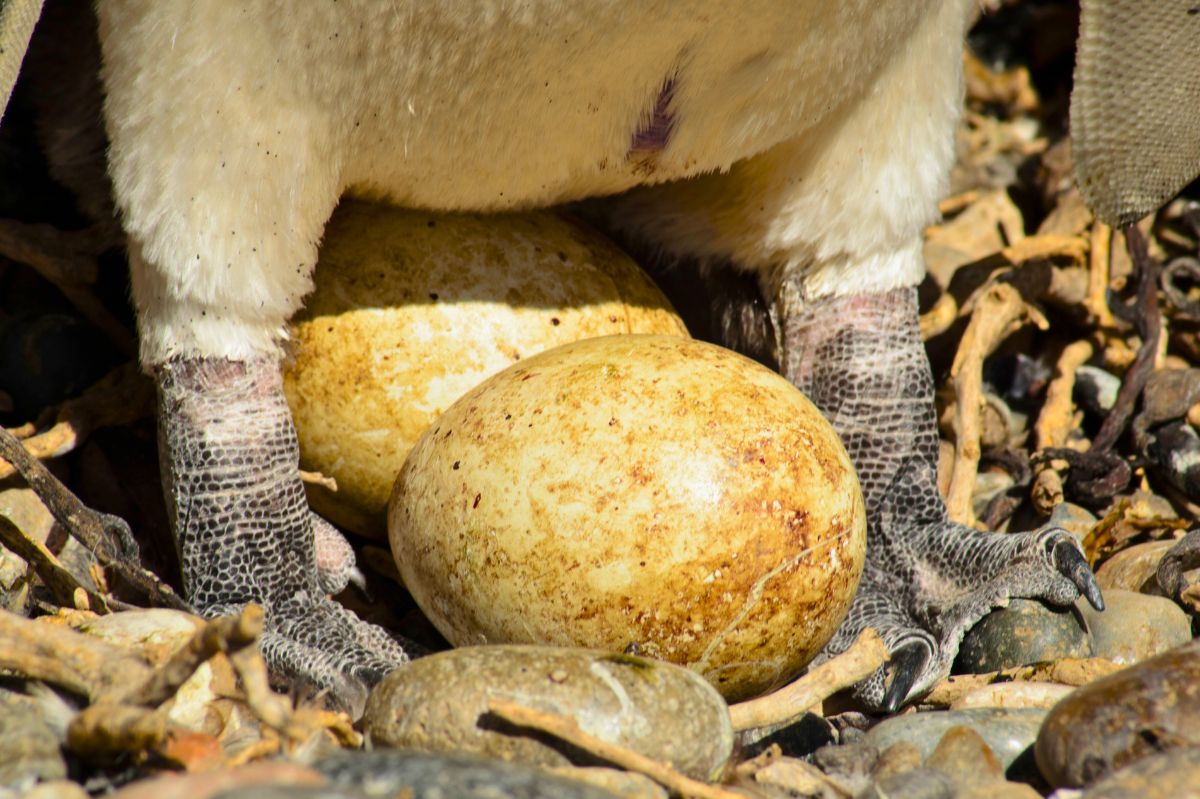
[1092, 226, 1160, 453]
[947, 282, 1046, 523]
[727, 628, 889, 732]
[487, 698, 746, 799]
[0, 512, 110, 612]
[0, 607, 152, 699]
[922, 657, 1123, 708]
[66, 702, 169, 761]
[1086, 222, 1115, 327]
[0, 422, 188, 612]
[106, 605, 264, 706]
[0, 363, 153, 481]
[1031, 340, 1094, 516]
[1035, 340, 1095, 451]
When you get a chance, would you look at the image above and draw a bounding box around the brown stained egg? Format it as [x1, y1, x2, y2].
[388, 335, 866, 701]
[283, 200, 687, 537]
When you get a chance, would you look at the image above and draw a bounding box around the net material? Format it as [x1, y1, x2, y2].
[1072, 0, 1200, 227]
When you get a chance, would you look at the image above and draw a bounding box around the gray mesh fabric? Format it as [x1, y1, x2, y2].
[1072, 0, 1200, 227]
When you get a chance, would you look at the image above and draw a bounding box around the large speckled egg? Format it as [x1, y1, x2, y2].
[388, 334, 866, 701]
[283, 201, 686, 537]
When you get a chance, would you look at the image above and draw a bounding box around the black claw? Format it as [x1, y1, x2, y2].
[881, 640, 930, 713]
[1054, 539, 1104, 611]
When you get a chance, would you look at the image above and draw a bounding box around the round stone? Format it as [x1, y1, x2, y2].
[284, 201, 687, 537]
[315, 750, 624, 799]
[0, 691, 66, 788]
[360, 645, 732, 781]
[954, 598, 1092, 674]
[1096, 539, 1197, 595]
[388, 335, 866, 700]
[1078, 589, 1192, 665]
[1035, 639, 1200, 788]
[864, 708, 1047, 775]
[1074, 748, 1200, 799]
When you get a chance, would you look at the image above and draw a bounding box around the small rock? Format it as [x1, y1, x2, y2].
[213, 789, 365, 799]
[1074, 366, 1120, 416]
[812, 742, 878, 794]
[951, 681, 1075, 710]
[957, 781, 1043, 799]
[1078, 747, 1200, 799]
[361, 645, 732, 781]
[856, 768, 956, 799]
[315, 750, 622, 798]
[920, 726, 1043, 799]
[1145, 421, 1200, 501]
[0, 487, 56, 614]
[1157, 529, 1200, 606]
[1035, 639, 1200, 787]
[0, 546, 28, 616]
[864, 708, 1045, 775]
[973, 470, 1016, 521]
[1048, 504, 1099, 542]
[1078, 589, 1192, 665]
[1096, 540, 1180, 595]
[548, 767, 666, 799]
[109, 763, 325, 799]
[955, 599, 1093, 673]
[925, 726, 1004, 785]
[75, 608, 203, 663]
[21, 780, 91, 799]
[1138, 369, 1200, 427]
[741, 712, 836, 758]
[872, 741, 924, 780]
[0, 692, 66, 790]
[73, 609, 252, 740]
[752, 757, 837, 798]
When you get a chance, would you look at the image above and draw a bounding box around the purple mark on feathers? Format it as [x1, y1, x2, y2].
[630, 77, 676, 154]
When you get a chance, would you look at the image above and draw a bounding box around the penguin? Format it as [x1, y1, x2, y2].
[86, 0, 1199, 713]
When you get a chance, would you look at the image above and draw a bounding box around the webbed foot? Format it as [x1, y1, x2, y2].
[158, 356, 408, 715]
[782, 287, 1102, 709]
[825, 519, 1101, 709]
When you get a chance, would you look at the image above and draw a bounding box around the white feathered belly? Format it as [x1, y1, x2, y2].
[105, 1, 930, 209]
[97, 0, 967, 362]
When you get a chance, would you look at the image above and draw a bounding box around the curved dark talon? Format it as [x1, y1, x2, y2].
[1157, 528, 1200, 600]
[99, 512, 140, 561]
[1053, 538, 1104, 611]
[881, 639, 930, 714]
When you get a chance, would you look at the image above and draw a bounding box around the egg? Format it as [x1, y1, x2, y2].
[283, 201, 687, 537]
[388, 334, 866, 701]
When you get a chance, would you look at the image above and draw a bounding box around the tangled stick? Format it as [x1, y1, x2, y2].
[946, 282, 1046, 524]
[0, 363, 153, 481]
[1085, 222, 1115, 327]
[0, 512, 111, 612]
[727, 628, 888, 732]
[0, 421, 187, 612]
[1030, 340, 1094, 515]
[487, 699, 746, 799]
[1091, 226, 1160, 454]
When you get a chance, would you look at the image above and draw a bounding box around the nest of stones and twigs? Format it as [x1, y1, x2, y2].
[1, 1, 1199, 797]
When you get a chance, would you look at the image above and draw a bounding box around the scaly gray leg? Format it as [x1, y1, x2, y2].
[783, 288, 1102, 710]
[157, 357, 408, 714]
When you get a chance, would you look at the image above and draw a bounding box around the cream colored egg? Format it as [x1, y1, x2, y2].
[389, 334, 866, 701]
[283, 200, 687, 537]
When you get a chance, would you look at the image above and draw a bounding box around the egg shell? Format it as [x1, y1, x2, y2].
[389, 334, 866, 701]
[283, 201, 686, 537]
